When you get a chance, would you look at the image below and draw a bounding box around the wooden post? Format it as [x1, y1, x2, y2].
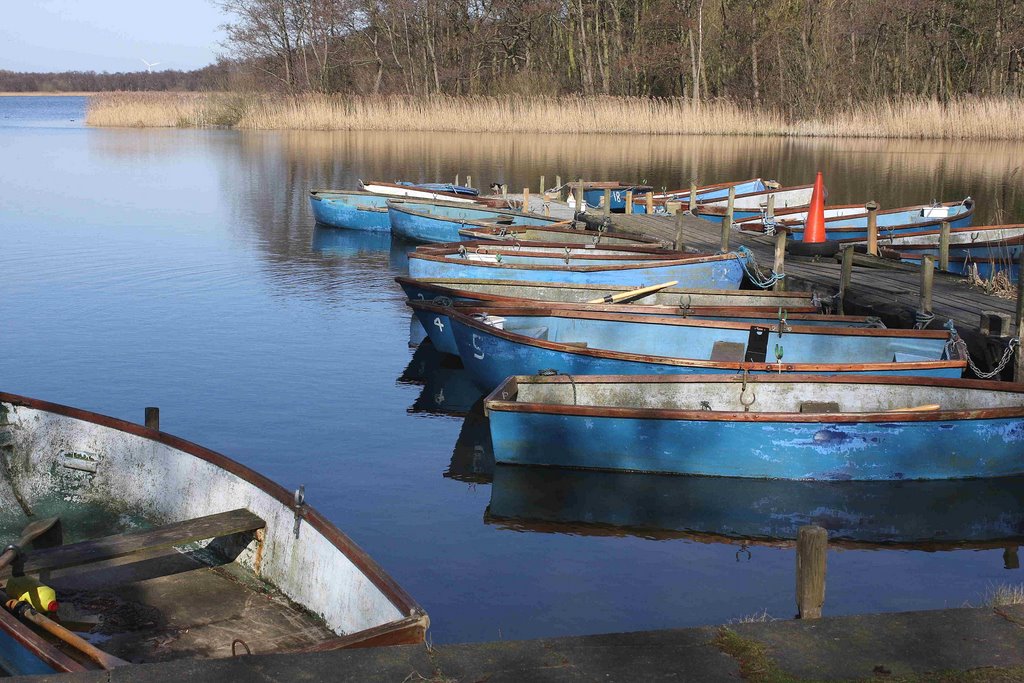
[466, 175, 472, 189]
[144, 407, 160, 431]
[688, 180, 698, 212]
[766, 192, 776, 220]
[1005, 546, 1020, 570]
[920, 255, 935, 317]
[646, 192, 654, 214]
[866, 201, 879, 256]
[603, 188, 612, 216]
[724, 186, 736, 228]
[555, 175, 561, 200]
[540, 175, 545, 197]
[839, 245, 854, 315]
[625, 191, 634, 214]
[455, 174, 460, 187]
[576, 179, 585, 210]
[773, 231, 787, 292]
[523, 188, 530, 213]
[720, 212, 730, 253]
[1014, 250, 1024, 382]
[796, 525, 827, 620]
[939, 220, 951, 272]
[674, 212, 685, 250]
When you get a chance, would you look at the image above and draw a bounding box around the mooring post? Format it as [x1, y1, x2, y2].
[866, 201, 879, 256]
[938, 220, 951, 273]
[466, 175, 472, 189]
[625, 190, 634, 215]
[523, 188, 530, 213]
[576, 179, 585, 210]
[539, 175, 545, 197]
[603, 188, 612, 216]
[646, 192, 654, 214]
[839, 245, 854, 315]
[1014, 250, 1024, 382]
[688, 180, 698, 213]
[920, 255, 935, 318]
[766, 192, 776, 220]
[555, 175, 562, 200]
[720, 211, 731, 253]
[773, 231, 787, 292]
[674, 212, 685, 250]
[796, 525, 827, 619]
[144, 407, 160, 431]
[724, 186, 737, 231]
[455, 174, 460, 187]
[1005, 546, 1020, 570]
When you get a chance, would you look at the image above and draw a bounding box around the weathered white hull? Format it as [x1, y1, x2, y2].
[359, 182, 479, 203]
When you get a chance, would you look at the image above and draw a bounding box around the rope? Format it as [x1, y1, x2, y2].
[914, 310, 935, 329]
[537, 369, 577, 404]
[944, 321, 1020, 379]
[733, 245, 785, 289]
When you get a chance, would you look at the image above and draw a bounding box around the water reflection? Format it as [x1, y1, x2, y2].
[445, 404, 495, 484]
[485, 465, 1024, 555]
[398, 340, 484, 416]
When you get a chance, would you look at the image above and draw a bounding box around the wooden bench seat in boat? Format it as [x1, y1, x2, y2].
[10, 509, 264, 575]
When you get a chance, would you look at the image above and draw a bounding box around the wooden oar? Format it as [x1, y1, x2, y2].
[6, 600, 128, 669]
[0, 518, 63, 572]
[888, 404, 941, 412]
[587, 281, 678, 304]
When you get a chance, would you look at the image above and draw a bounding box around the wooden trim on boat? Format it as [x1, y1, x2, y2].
[409, 299, 852, 321]
[455, 311, 964, 373]
[737, 199, 975, 234]
[387, 198, 572, 229]
[408, 250, 742, 273]
[415, 242, 691, 259]
[656, 178, 763, 199]
[484, 374, 1018, 424]
[0, 392, 427, 625]
[394, 276, 814, 300]
[447, 305, 948, 338]
[0, 607, 90, 673]
[694, 184, 815, 214]
[285, 614, 429, 653]
[459, 224, 663, 245]
[878, 223, 1024, 243]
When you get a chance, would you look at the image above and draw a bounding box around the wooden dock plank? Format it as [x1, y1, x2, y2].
[582, 212, 1017, 332]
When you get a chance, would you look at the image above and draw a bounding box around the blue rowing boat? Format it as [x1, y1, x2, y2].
[738, 199, 975, 242]
[458, 224, 664, 247]
[309, 190, 391, 231]
[409, 300, 884, 356]
[484, 374, 1024, 480]
[574, 182, 653, 212]
[388, 199, 569, 243]
[693, 184, 815, 223]
[394, 276, 817, 310]
[407, 248, 747, 288]
[450, 308, 963, 390]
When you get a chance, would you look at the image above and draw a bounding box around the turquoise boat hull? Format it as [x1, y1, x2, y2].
[407, 252, 746, 288]
[388, 200, 561, 243]
[451, 311, 959, 390]
[485, 375, 1024, 480]
[309, 191, 391, 231]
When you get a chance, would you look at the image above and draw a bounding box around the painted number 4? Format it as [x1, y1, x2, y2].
[433, 317, 444, 332]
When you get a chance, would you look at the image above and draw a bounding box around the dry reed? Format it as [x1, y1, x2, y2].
[86, 92, 1024, 139]
[984, 582, 1024, 607]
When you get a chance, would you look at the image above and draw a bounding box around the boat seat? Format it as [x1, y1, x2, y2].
[7, 508, 265, 575]
[800, 401, 841, 413]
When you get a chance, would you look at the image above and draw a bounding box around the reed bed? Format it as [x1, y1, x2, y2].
[87, 92, 1024, 139]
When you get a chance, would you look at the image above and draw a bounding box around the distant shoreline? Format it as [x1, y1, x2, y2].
[0, 92, 95, 96]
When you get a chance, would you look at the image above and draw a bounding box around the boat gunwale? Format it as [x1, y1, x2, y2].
[386, 198, 571, 229]
[446, 305, 948, 339]
[693, 183, 816, 214]
[736, 199, 975, 234]
[359, 180, 511, 208]
[655, 177, 764, 199]
[457, 224, 663, 245]
[483, 373, 1023, 424]
[451, 310, 965, 372]
[393, 276, 814, 299]
[0, 392, 427, 629]
[407, 299, 865, 323]
[408, 250, 742, 273]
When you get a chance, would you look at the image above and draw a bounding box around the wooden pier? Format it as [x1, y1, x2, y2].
[582, 211, 1021, 377]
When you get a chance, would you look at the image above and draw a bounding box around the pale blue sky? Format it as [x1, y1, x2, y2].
[0, 1, 225, 72]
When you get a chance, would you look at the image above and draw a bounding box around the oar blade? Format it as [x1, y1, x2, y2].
[18, 517, 63, 550]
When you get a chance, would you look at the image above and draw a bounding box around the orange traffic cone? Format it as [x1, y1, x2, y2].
[787, 171, 839, 257]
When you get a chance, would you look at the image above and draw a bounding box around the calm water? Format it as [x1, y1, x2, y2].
[0, 96, 1021, 644]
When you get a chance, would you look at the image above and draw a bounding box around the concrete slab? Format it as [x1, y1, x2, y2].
[733, 606, 1024, 681]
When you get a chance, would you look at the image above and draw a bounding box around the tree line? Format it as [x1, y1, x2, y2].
[8, 0, 1024, 116]
[0, 64, 230, 93]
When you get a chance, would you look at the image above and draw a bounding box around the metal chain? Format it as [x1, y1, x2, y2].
[944, 322, 1020, 379]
